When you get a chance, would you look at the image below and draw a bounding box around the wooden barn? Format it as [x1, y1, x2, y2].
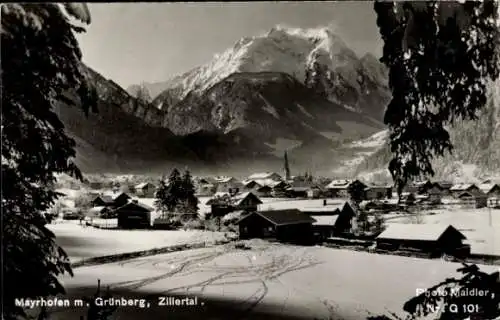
[134, 182, 156, 198]
[364, 185, 392, 200]
[255, 185, 273, 198]
[91, 192, 131, 208]
[206, 192, 263, 218]
[311, 215, 350, 240]
[375, 224, 470, 258]
[213, 176, 242, 194]
[450, 184, 481, 198]
[325, 179, 367, 198]
[115, 200, 154, 229]
[86, 206, 112, 219]
[238, 209, 316, 244]
[457, 191, 487, 208]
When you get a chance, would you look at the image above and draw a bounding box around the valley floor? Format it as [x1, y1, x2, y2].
[43, 241, 498, 320]
[48, 222, 230, 263]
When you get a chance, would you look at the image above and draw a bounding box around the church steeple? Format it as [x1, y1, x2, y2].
[284, 150, 291, 181]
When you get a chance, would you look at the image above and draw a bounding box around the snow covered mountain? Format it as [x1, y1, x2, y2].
[130, 25, 390, 120]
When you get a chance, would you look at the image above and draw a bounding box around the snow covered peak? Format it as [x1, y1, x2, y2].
[159, 25, 367, 102]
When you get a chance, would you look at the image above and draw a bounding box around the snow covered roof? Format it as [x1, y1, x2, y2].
[311, 215, 339, 226]
[240, 209, 316, 226]
[325, 179, 365, 189]
[450, 183, 476, 191]
[300, 207, 341, 213]
[117, 200, 154, 212]
[376, 224, 466, 242]
[134, 182, 152, 189]
[206, 191, 262, 206]
[231, 192, 263, 206]
[248, 172, 281, 180]
[479, 183, 499, 193]
[213, 176, 236, 183]
[245, 178, 283, 187]
[88, 206, 108, 214]
[222, 210, 245, 222]
[102, 191, 130, 201]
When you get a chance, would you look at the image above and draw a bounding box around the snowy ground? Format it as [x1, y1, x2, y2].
[387, 208, 500, 256]
[48, 222, 230, 263]
[44, 241, 499, 320]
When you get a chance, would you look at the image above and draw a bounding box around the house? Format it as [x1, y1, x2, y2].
[364, 185, 392, 200]
[247, 172, 283, 182]
[237, 209, 316, 244]
[206, 192, 263, 218]
[311, 215, 339, 240]
[285, 181, 312, 198]
[457, 191, 487, 208]
[86, 206, 112, 218]
[487, 197, 500, 208]
[306, 186, 322, 199]
[115, 200, 154, 229]
[213, 176, 243, 194]
[425, 185, 444, 204]
[195, 181, 216, 197]
[91, 195, 114, 207]
[450, 184, 481, 198]
[325, 179, 367, 198]
[269, 181, 288, 197]
[91, 192, 131, 208]
[242, 180, 262, 193]
[134, 182, 156, 198]
[434, 181, 453, 195]
[255, 185, 273, 198]
[375, 224, 470, 258]
[479, 183, 500, 198]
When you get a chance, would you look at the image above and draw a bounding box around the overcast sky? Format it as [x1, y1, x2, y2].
[76, 2, 382, 88]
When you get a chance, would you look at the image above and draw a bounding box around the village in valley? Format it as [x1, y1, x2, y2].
[48, 150, 500, 267]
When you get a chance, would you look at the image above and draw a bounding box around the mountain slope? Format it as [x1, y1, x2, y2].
[55, 66, 201, 173]
[155, 71, 385, 174]
[134, 26, 390, 121]
[353, 79, 500, 181]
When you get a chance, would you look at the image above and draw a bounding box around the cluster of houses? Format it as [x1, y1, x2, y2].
[83, 175, 499, 243]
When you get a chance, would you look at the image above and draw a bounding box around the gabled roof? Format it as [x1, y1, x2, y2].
[311, 215, 339, 226]
[115, 200, 154, 212]
[213, 176, 237, 183]
[102, 191, 131, 201]
[479, 183, 500, 194]
[376, 224, 466, 242]
[434, 181, 453, 189]
[242, 180, 262, 187]
[325, 179, 365, 189]
[245, 178, 283, 187]
[88, 206, 109, 214]
[231, 192, 263, 206]
[248, 172, 282, 180]
[450, 183, 477, 191]
[207, 191, 262, 206]
[325, 179, 352, 189]
[239, 209, 316, 226]
[135, 182, 153, 189]
[93, 195, 113, 203]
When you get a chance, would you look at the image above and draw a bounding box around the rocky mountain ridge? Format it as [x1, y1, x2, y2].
[130, 25, 391, 121]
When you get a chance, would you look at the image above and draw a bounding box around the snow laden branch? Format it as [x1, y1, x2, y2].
[374, 1, 500, 192]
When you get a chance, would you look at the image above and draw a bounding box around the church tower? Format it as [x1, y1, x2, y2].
[284, 150, 291, 181]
